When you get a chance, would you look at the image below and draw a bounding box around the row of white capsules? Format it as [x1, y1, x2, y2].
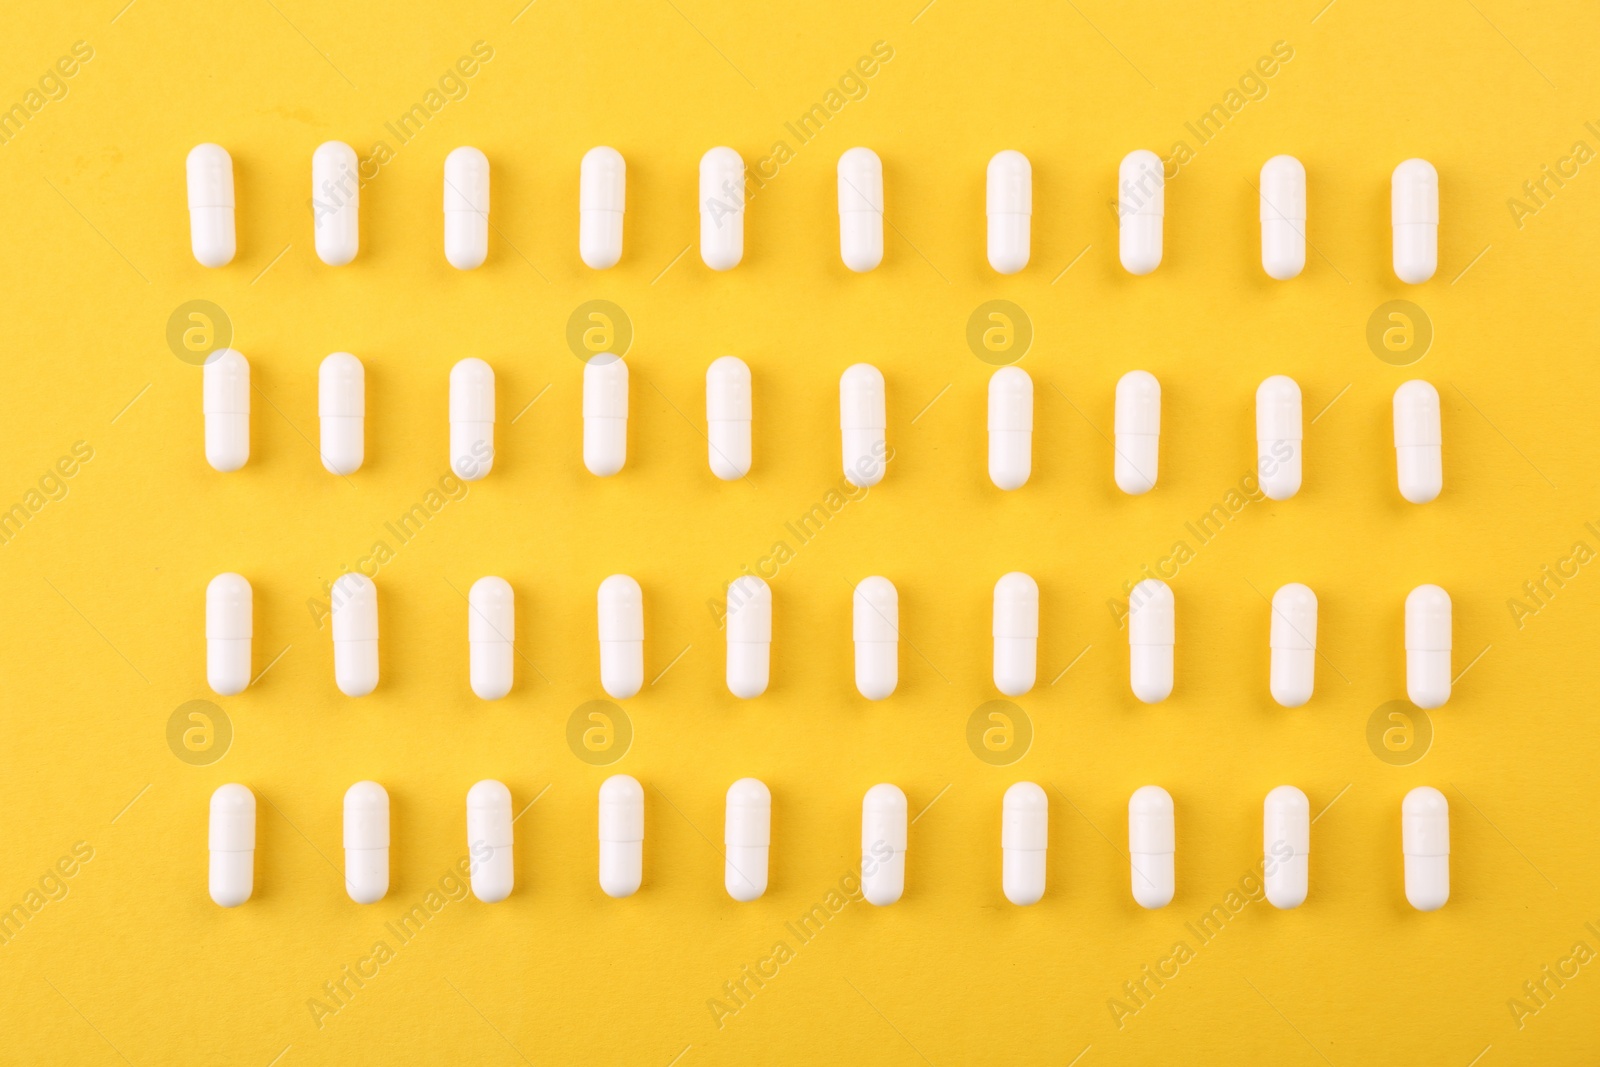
[203, 352, 1446, 506]
[203, 568, 1454, 710]
[207, 779, 1454, 912]
[185, 142, 1442, 282]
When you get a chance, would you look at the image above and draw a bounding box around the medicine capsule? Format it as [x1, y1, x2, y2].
[332, 572, 378, 697]
[583, 353, 629, 477]
[203, 348, 250, 473]
[1392, 158, 1438, 284]
[1128, 578, 1174, 703]
[598, 774, 644, 898]
[1263, 785, 1309, 909]
[838, 147, 884, 272]
[1128, 785, 1174, 909]
[1402, 785, 1449, 911]
[444, 146, 490, 270]
[862, 783, 908, 906]
[840, 363, 886, 489]
[598, 574, 643, 700]
[1256, 375, 1302, 501]
[208, 783, 254, 908]
[318, 352, 364, 475]
[312, 140, 359, 266]
[1259, 155, 1306, 280]
[186, 143, 235, 268]
[988, 366, 1033, 491]
[1393, 379, 1442, 504]
[853, 576, 898, 701]
[449, 357, 495, 482]
[725, 575, 771, 699]
[466, 779, 513, 903]
[343, 781, 389, 905]
[1113, 370, 1160, 495]
[699, 147, 745, 271]
[579, 146, 625, 270]
[1405, 584, 1452, 709]
[468, 576, 514, 701]
[706, 356, 752, 480]
[986, 150, 1031, 274]
[1118, 149, 1164, 275]
[206, 572, 252, 696]
[1269, 583, 1317, 708]
[725, 778, 771, 902]
[992, 572, 1038, 697]
[1001, 782, 1048, 906]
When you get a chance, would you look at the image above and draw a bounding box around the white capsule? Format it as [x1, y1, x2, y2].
[1129, 579, 1174, 703]
[988, 366, 1033, 491]
[838, 147, 884, 272]
[579, 146, 626, 270]
[468, 576, 514, 701]
[841, 363, 887, 489]
[206, 572, 251, 696]
[706, 356, 752, 480]
[449, 357, 495, 481]
[862, 784, 908, 906]
[1256, 375, 1302, 501]
[343, 781, 389, 905]
[208, 783, 254, 908]
[203, 348, 250, 473]
[318, 352, 364, 475]
[466, 780, 513, 903]
[1406, 584, 1452, 709]
[1259, 155, 1306, 280]
[583, 354, 629, 477]
[1403, 786, 1449, 911]
[985, 150, 1031, 274]
[1113, 370, 1160, 494]
[1263, 785, 1309, 909]
[598, 774, 644, 898]
[992, 572, 1038, 697]
[1392, 159, 1438, 284]
[331, 572, 378, 697]
[187, 143, 235, 268]
[1001, 782, 1048, 906]
[1269, 583, 1317, 708]
[853, 577, 898, 701]
[598, 574, 643, 700]
[1119, 149, 1164, 275]
[443, 146, 489, 270]
[312, 140, 359, 266]
[725, 575, 771, 699]
[699, 147, 744, 271]
[1128, 785, 1174, 909]
[725, 778, 770, 902]
[1393, 380, 1442, 504]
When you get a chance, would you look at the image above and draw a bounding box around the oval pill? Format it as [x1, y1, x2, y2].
[583, 353, 629, 477]
[331, 572, 378, 697]
[852, 576, 898, 701]
[838, 147, 884, 272]
[862, 783, 908, 906]
[1392, 158, 1438, 284]
[986, 150, 1031, 274]
[444, 146, 489, 270]
[468, 576, 514, 700]
[1113, 370, 1160, 495]
[1119, 149, 1164, 275]
[699, 147, 745, 271]
[579, 146, 625, 270]
[725, 575, 771, 699]
[1001, 781, 1048, 906]
[203, 348, 250, 473]
[319, 352, 364, 475]
[598, 774, 644, 898]
[706, 356, 752, 480]
[1129, 578, 1174, 703]
[598, 574, 643, 700]
[1393, 379, 1442, 504]
[1405, 584, 1451, 709]
[466, 779, 513, 903]
[840, 363, 887, 489]
[209, 783, 255, 908]
[1259, 155, 1306, 280]
[1402, 786, 1449, 911]
[449, 357, 495, 481]
[1128, 785, 1174, 909]
[1263, 785, 1309, 909]
[312, 140, 359, 266]
[992, 572, 1038, 697]
[187, 143, 236, 268]
[1256, 375, 1302, 501]
[343, 781, 389, 905]
[988, 366, 1033, 491]
[725, 778, 771, 902]
[206, 572, 252, 697]
[1269, 583, 1317, 708]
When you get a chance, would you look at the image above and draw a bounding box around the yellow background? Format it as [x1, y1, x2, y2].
[1, 0, 1597, 1063]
